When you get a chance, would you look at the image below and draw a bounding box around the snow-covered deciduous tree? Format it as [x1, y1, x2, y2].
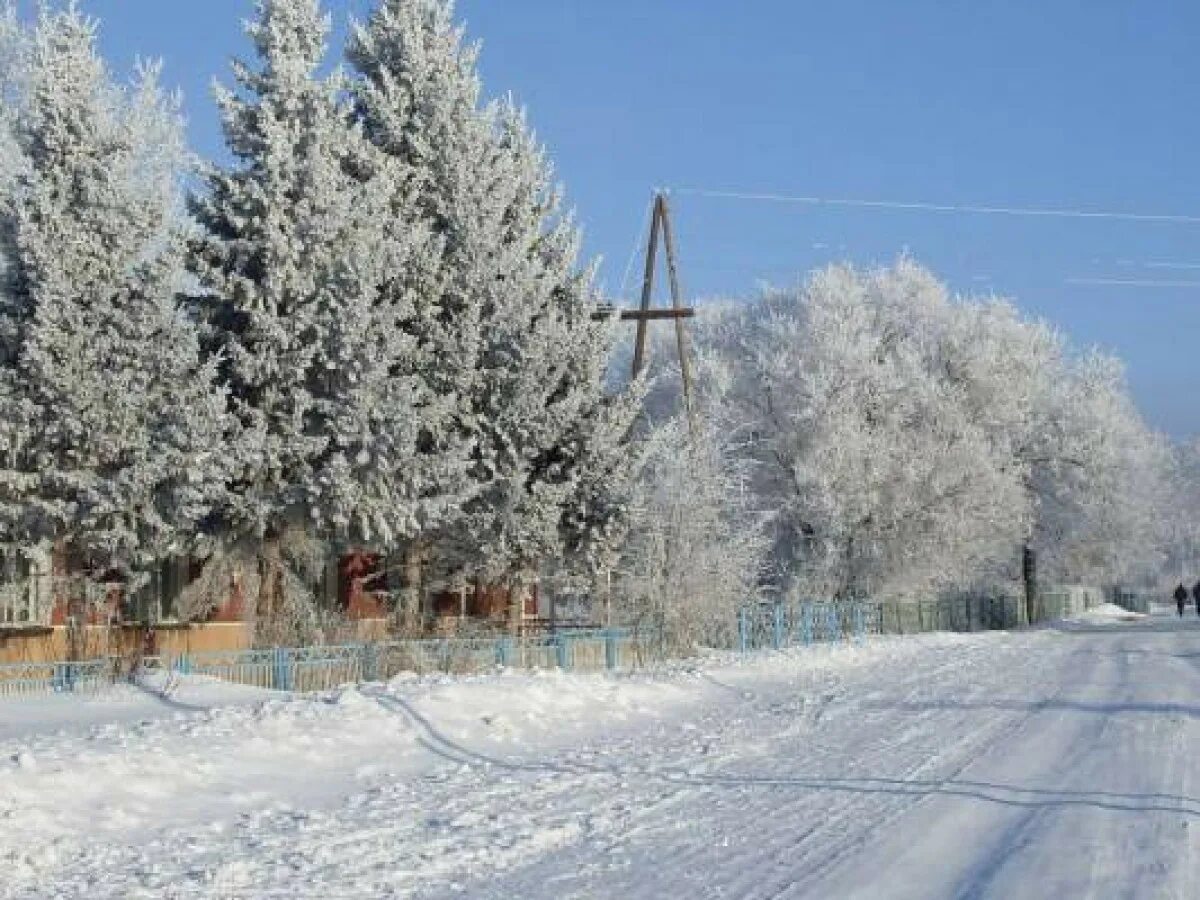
[188, 0, 453, 637]
[1163, 439, 1200, 589]
[348, 0, 634, 626]
[707, 260, 1028, 602]
[937, 296, 1170, 594]
[1021, 351, 1170, 588]
[701, 257, 1171, 607]
[0, 5, 229, 591]
[613, 407, 769, 654]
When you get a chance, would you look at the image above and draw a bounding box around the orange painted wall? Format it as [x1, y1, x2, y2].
[0, 622, 254, 665]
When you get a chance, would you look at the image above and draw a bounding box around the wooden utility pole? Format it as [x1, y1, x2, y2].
[601, 191, 697, 421]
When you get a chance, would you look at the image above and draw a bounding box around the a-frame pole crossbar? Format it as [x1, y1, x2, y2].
[626, 192, 696, 418]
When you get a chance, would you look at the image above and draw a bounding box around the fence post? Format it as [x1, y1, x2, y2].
[772, 602, 785, 650]
[738, 607, 749, 654]
[555, 634, 569, 669]
[361, 643, 378, 683]
[272, 647, 293, 691]
[605, 630, 619, 670]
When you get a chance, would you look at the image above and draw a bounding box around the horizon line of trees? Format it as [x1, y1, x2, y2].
[0, 0, 1185, 651]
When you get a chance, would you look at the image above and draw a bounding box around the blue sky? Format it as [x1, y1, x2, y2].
[78, 0, 1200, 436]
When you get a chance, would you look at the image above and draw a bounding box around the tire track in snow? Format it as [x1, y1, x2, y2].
[985, 625, 1200, 900]
[471, 634, 1064, 900]
[797, 616, 1200, 900]
[947, 642, 1120, 900]
[752, 638, 1078, 900]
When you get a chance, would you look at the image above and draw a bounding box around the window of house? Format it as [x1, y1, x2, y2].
[0, 549, 39, 626]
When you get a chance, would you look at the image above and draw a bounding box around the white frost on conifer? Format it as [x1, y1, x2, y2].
[0, 5, 229, 580]
[348, 0, 639, 597]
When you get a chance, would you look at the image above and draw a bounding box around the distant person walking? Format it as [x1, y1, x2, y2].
[1175, 583, 1188, 617]
[1192, 581, 1200, 616]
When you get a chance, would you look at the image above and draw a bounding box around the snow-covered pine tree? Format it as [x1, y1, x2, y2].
[557, 379, 647, 594]
[464, 102, 632, 618]
[0, 1, 26, 194]
[0, 0, 29, 371]
[344, 0, 491, 623]
[348, 0, 636, 626]
[0, 4, 229, 595]
[187, 0, 446, 637]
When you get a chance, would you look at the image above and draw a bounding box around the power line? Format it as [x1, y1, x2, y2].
[1143, 261, 1200, 271]
[671, 187, 1200, 226]
[1065, 277, 1200, 289]
[617, 195, 656, 300]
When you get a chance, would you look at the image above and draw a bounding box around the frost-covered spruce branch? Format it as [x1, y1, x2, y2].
[0, 5, 229, 600]
[348, 0, 639, 628]
[184, 0, 472, 638]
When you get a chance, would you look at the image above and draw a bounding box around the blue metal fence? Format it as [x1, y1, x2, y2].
[737, 601, 873, 653]
[742, 588, 1136, 651]
[3, 589, 1148, 697]
[0, 659, 113, 699]
[170, 630, 644, 691]
[871, 596, 1025, 635]
[0, 629, 643, 698]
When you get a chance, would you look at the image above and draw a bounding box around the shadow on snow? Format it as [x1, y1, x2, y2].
[369, 690, 1200, 819]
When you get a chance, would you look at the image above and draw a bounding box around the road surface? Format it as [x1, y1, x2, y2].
[4, 605, 1199, 898]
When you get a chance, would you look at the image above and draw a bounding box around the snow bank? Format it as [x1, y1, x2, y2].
[385, 632, 995, 754]
[1068, 602, 1146, 624]
[0, 667, 273, 743]
[0, 630, 1004, 895]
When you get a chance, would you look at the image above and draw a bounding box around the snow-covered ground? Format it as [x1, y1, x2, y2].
[3, 608, 1199, 898]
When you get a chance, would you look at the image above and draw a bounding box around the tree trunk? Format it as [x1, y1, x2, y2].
[1023, 544, 1038, 625]
[399, 543, 426, 635]
[509, 570, 532, 638]
[603, 567, 613, 629]
[28, 543, 52, 627]
[258, 535, 283, 625]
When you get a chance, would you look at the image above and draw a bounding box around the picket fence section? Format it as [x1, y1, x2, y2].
[735, 588, 1132, 654]
[0, 629, 644, 698]
[872, 597, 1024, 635]
[737, 600, 872, 652]
[0, 589, 1145, 698]
[0, 659, 114, 699]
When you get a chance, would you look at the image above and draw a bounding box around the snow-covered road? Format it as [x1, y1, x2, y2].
[4, 605, 1199, 898]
